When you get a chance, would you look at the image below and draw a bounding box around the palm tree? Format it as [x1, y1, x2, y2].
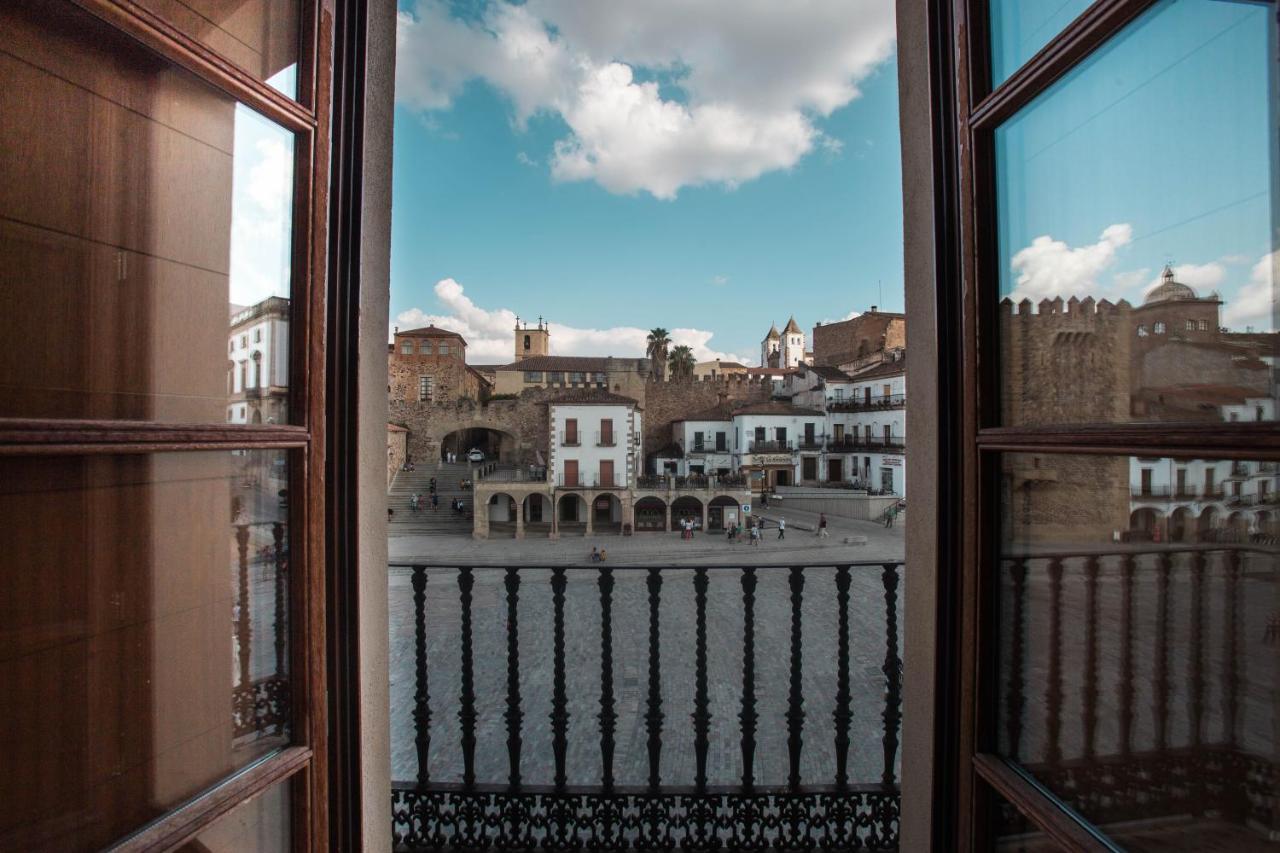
[667, 344, 696, 382]
[646, 327, 671, 381]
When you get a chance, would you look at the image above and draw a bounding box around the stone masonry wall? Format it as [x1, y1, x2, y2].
[811, 313, 906, 367]
[388, 349, 481, 404]
[387, 377, 772, 472]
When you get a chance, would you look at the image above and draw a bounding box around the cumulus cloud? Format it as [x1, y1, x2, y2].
[394, 278, 745, 362]
[229, 106, 293, 306]
[820, 309, 861, 323]
[1223, 251, 1277, 329]
[1008, 224, 1133, 304]
[395, 0, 895, 198]
[711, 274, 729, 286]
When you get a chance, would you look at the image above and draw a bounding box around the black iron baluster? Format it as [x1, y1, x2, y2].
[598, 565, 617, 791]
[1155, 552, 1171, 751]
[1190, 550, 1206, 748]
[412, 567, 431, 786]
[833, 565, 853, 788]
[786, 566, 806, 790]
[1046, 557, 1063, 765]
[645, 567, 664, 790]
[1006, 558, 1027, 758]
[236, 524, 251, 693]
[503, 567, 522, 788]
[1083, 555, 1099, 760]
[882, 563, 901, 787]
[1226, 548, 1241, 746]
[1120, 554, 1135, 757]
[550, 566, 569, 790]
[692, 567, 711, 792]
[272, 522, 287, 678]
[739, 567, 758, 790]
[458, 567, 477, 788]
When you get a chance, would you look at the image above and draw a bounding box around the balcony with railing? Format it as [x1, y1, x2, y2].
[560, 431, 581, 447]
[596, 430, 617, 447]
[798, 433, 826, 451]
[827, 435, 907, 454]
[827, 393, 906, 413]
[390, 560, 904, 849]
[557, 472, 624, 488]
[746, 439, 794, 453]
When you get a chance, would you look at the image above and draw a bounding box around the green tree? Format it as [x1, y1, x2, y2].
[646, 327, 671, 381]
[667, 344, 696, 382]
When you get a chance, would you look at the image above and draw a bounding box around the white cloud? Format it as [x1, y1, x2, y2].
[394, 278, 745, 362]
[711, 274, 729, 286]
[821, 309, 861, 323]
[229, 106, 293, 306]
[1008, 224, 1133, 304]
[395, 0, 895, 198]
[516, 151, 538, 167]
[1223, 251, 1277, 329]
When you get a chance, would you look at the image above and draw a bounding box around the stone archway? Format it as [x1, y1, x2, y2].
[441, 427, 516, 463]
[708, 496, 740, 531]
[487, 492, 518, 537]
[591, 493, 623, 533]
[634, 496, 667, 531]
[672, 496, 705, 532]
[1169, 506, 1191, 542]
[1198, 506, 1219, 539]
[557, 494, 588, 534]
[1128, 508, 1159, 541]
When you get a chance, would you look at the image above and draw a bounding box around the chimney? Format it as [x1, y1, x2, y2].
[394, 326, 399, 333]
[869, 305, 877, 313]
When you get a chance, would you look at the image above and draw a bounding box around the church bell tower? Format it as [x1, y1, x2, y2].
[515, 316, 550, 362]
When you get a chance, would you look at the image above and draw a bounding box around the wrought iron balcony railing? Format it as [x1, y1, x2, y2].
[596, 431, 616, 447]
[827, 436, 906, 453]
[747, 439, 793, 453]
[1000, 545, 1278, 839]
[391, 561, 903, 850]
[827, 393, 906, 412]
[556, 473, 623, 488]
[560, 431, 581, 446]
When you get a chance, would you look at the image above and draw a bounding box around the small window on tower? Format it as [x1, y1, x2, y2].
[419, 340, 432, 355]
[1154, 321, 1166, 334]
[439, 342, 450, 356]
[524, 334, 531, 350]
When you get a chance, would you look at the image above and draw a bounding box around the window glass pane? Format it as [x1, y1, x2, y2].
[995, 451, 1278, 845]
[0, 1, 296, 424]
[0, 450, 291, 851]
[176, 774, 291, 852]
[989, 783, 1071, 852]
[132, 0, 301, 98]
[995, 0, 1277, 427]
[989, 0, 1095, 86]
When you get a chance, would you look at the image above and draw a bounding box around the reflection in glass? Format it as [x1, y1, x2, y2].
[991, 783, 1070, 852]
[0, 1, 294, 423]
[131, 0, 301, 98]
[996, 452, 1279, 847]
[177, 775, 291, 852]
[0, 450, 291, 851]
[994, 0, 1277, 427]
[988, 0, 1094, 86]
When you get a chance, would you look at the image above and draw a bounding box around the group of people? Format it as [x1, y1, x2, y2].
[410, 477, 440, 512]
[443, 450, 463, 463]
[589, 546, 608, 563]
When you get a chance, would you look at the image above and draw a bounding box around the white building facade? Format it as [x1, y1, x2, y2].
[547, 395, 642, 489]
[227, 296, 289, 424]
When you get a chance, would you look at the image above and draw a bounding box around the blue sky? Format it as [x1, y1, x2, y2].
[387, 0, 1275, 365]
[389, 0, 901, 362]
[994, 0, 1276, 332]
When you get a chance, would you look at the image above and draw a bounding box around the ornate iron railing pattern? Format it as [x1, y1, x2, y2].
[999, 545, 1279, 839]
[391, 561, 904, 851]
[231, 521, 289, 740]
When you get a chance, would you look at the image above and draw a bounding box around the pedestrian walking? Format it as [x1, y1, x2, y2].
[431, 493, 439, 512]
[884, 504, 897, 528]
[818, 513, 829, 538]
[410, 493, 419, 512]
[777, 517, 786, 539]
[750, 524, 760, 546]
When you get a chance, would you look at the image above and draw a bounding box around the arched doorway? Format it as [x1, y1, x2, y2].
[488, 493, 517, 537]
[1198, 506, 1219, 540]
[592, 493, 622, 533]
[1256, 510, 1275, 538]
[1128, 508, 1159, 541]
[671, 496, 704, 531]
[557, 494, 587, 534]
[440, 427, 516, 463]
[523, 494, 551, 534]
[634, 497, 667, 531]
[1228, 511, 1249, 539]
[708, 496, 740, 531]
[1168, 506, 1191, 542]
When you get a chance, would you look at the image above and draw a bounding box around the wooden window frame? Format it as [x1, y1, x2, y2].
[926, 0, 1280, 849]
[0, 0, 382, 849]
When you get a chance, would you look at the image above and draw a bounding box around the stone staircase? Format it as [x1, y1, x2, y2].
[388, 462, 475, 536]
